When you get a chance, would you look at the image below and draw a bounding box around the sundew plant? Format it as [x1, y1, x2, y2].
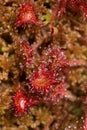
[0, 0, 87, 130]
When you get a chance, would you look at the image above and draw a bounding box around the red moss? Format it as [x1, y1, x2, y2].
[15, 2, 38, 28]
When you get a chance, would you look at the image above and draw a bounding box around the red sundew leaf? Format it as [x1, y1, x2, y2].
[13, 89, 38, 116]
[47, 47, 86, 68]
[83, 87, 87, 130]
[51, 0, 87, 24]
[80, 5, 87, 21]
[67, 0, 87, 19]
[31, 67, 55, 94]
[46, 47, 69, 71]
[51, 0, 66, 24]
[50, 83, 66, 102]
[51, 47, 68, 67]
[21, 40, 33, 64]
[67, 0, 80, 12]
[79, 0, 87, 6]
[15, 2, 38, 28]
[84, 112, 87, 130]
[13, 89, 29, 115]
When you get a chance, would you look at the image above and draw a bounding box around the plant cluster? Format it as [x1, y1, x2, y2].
[0, 0, 87, 129]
